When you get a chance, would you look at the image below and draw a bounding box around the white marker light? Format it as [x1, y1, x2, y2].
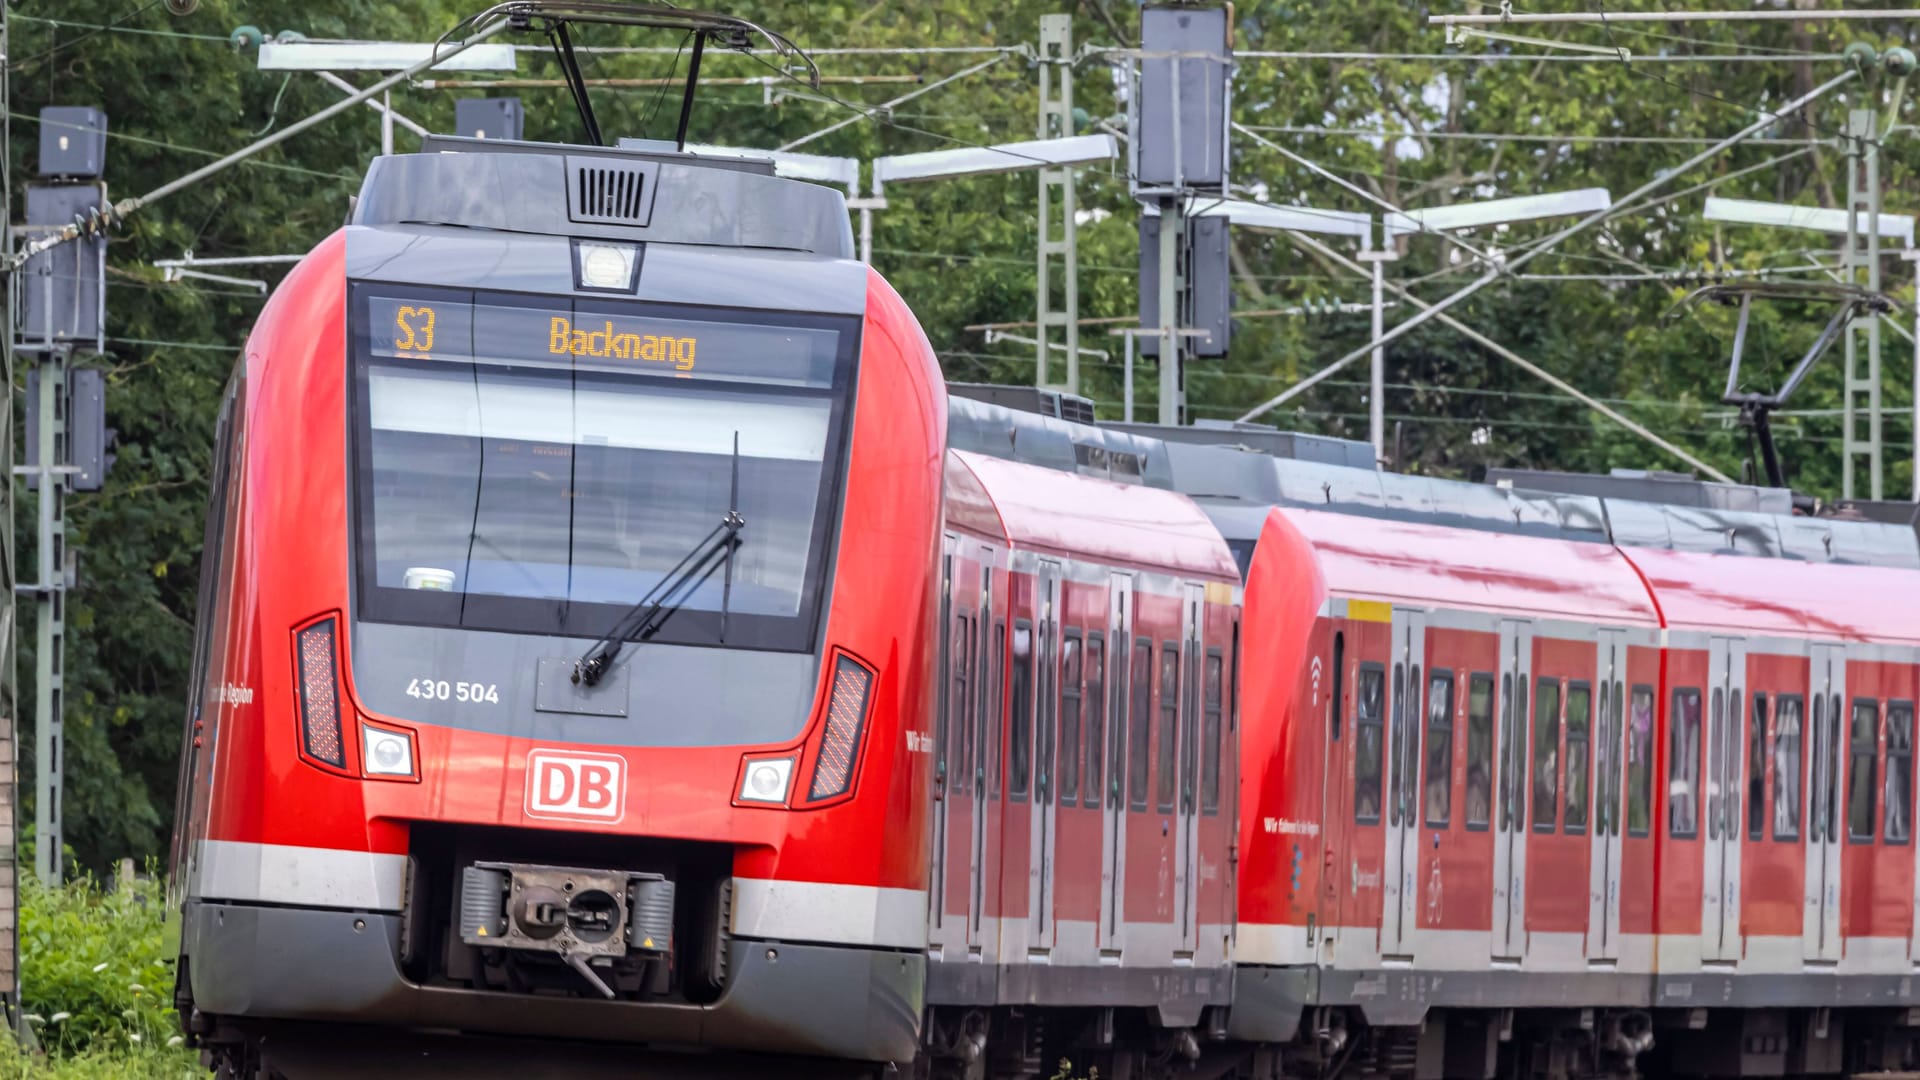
[576, 241, 639, 291]
[363, 726, 415, 778]
[738, 757, 795, 805]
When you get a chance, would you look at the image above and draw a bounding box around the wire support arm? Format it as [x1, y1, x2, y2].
[1234, 68, 1859, 425]
[0, 20, 511, 275]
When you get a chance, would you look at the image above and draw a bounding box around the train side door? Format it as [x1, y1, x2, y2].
[1175, 582, 1204, 955]
[1383, 608, 1427, 959]
[1492, 618, 1533, 962]
[967, 560, 995, 955]
[1587, 629, 1627, 963]
[1031, 560, 1062, 949]
[1701, 637, 1745, 963]
[1804, 643, 1845, 963]
[930, 538, 956, 941]
[1099, 573, 1133, 956]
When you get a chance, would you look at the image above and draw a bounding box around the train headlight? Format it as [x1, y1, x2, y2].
[573, 240, 640, 292]
[737, 757, 794, 806]
[362, 724, 416, 779]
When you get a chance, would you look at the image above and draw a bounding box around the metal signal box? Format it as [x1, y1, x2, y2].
[38, 107, 107, 178]
[455, 98, 525, 142]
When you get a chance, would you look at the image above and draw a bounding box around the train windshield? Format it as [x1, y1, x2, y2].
[348, 285, 858, 651]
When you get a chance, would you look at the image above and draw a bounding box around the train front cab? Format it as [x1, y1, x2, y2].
[169, 142, 946, 1070]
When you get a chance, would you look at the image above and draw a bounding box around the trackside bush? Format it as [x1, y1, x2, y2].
[11, 872, 192, 1073]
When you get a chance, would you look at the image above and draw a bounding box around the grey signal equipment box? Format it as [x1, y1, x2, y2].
[455, 98, 525, 143]
[38, 106, 107, 179]
[1138, 212, 1231, 358]
[25, 367, 111, 492]
[20, 183, 107, 347]
[1135, 6, 1232, 192]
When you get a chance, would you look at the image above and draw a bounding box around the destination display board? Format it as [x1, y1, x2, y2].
[365, 292, 840, 387]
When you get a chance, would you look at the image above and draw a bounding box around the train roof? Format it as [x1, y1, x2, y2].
[1630, 545, 1920, 644]
[353, 135, 856, 259]
[947, 391, 1920, 570]
[945, 449, 1238, 581]
[1280, 506, 1660, 627]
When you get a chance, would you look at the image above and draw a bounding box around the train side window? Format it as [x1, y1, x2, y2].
[1424, 670, 1454, 828]
[1202, 650, 1224, 815]
[1466, 673, 1493, 830]
[1355, 663, 1386, 824]
[1531, 677, 1561, 832]
[1886, 703, 1913, 845]
[1627, 685, 1654, 837]
[1085, 634, 1105, 807]
[1498, 673, 1517, 831]
[1010, 621, 1033, 802]
[1157, 644, 1179, 814]
[1810, 694, 1828, 844]
[948, 614, 972, 794]
[1128, 639, 1151, 812]
[1037, 620, 1055, 806]
[1330, 632, 1346, 740]
[1565, 682, 1591, 834]
[1728, 689, 1743, 841]
[1773, 695, 1803, 841]
[1847, 698, 1879, 844]
[1389, 663, 1407, 826]
[1748, 694, 1769, 841]
[1060, 631, 1082, 809]
[988, 620, 1004, 801]
[1707, 687, 1724, 840]
[1669, 687, 1701, 839]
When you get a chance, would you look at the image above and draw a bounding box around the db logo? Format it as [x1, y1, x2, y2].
[525, 749, 627, 823]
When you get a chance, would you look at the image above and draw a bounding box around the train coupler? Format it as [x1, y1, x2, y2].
[458, 862, 675, 998]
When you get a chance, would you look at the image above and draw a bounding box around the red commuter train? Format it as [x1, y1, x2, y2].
[167, 113, 1920, 1080]
[169, 133, 946, 1076]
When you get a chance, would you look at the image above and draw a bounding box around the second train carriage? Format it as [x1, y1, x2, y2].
[949, 395, 1920, 1077]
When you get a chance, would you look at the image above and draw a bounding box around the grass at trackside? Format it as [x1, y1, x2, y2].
[2, 873, 200, 1077]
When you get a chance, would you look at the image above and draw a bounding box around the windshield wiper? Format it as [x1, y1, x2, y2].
[571, 433, 745, 688]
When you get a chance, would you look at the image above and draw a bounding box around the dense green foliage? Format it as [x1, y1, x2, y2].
[9, 873, 190, 1073]
[8, 1, 1919, 872]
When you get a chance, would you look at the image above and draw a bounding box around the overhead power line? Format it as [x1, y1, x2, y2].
[1433, 9, 1920, 25]
[1237, 125, 1818, 147]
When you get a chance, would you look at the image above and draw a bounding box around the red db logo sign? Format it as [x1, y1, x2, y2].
[525, 749, 627, 823]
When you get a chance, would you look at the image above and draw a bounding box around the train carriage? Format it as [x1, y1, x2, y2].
[926, 448, 1241, 1032]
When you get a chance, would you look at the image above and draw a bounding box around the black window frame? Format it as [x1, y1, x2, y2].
[1084, 632, 1105, 809]
[1424, 669, 1455, 829]
[347, 282, 862, 651]
[1157, 641, 1180, 814]
[1465, 672, 1494, 831]
[1389, 662, 1407, 826]
[1669, 686, 1702, 840]
[1564, 680, 1592, 835]
[1354, 662, 1386, 825]
[1059, 629, 1083, 809]
[1531, 676, 1562, 833]
[1748, 693, 1768, 841]
[1627, 683, 1655, 838]
[1010, 619, 1034, 802]
[1847, 696, 1879, 845]
[988, 618, 1004, 802]
[1202, 648, 1224, 815]
[1128, 638, 1152, 812]
[1774, 694, 1804, 842]
[1886, 701, 1914, 846]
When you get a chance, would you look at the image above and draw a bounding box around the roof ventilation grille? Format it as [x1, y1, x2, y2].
[567, 157, 658, 227]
